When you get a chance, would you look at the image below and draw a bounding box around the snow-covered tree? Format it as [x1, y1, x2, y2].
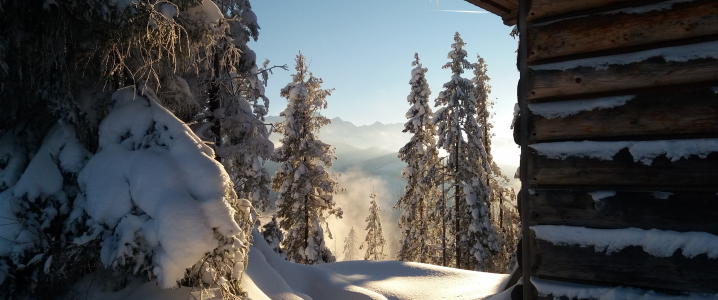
[262, 215, 287, 260]
[361, 192, 387, 261]
[271, 53, 343, 265]
[433, 32, 500, 271]
[0, 0, 265, 298]
[343, 227, 359, 261]
[395, 53, 442, 264]
[472, 55, 519, 273]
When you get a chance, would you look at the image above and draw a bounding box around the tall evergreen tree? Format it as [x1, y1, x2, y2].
[471, 54, 519, 273]
[395, 53, 442, 264]
[271, 53, 343, 265]
[433, 32, 499, 271]
[343, 227, 359, 261]
[361, 191, 387, 261]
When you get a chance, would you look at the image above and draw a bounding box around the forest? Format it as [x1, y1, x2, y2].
[0, 0, 521, 299]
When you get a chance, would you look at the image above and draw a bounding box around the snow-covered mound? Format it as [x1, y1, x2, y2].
[73, 230, 509, 300]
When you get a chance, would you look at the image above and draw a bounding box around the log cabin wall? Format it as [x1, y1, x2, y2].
[467, 0, 718, 298]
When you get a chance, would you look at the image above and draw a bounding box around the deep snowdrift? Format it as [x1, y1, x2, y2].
[72, 230, 509, 300]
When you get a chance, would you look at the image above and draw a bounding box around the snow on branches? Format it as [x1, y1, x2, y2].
[77, 87, 253, 289]
[271, 53, 342, 265]
[395, 53, 442, 264]
[361, 192, 386, 261]
[433, 32, 500, 271]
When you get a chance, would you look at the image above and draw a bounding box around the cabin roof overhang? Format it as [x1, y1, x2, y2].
[464, 0, 518, 26]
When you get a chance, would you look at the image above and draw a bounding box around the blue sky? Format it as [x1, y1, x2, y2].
[251, 0, 520, 168]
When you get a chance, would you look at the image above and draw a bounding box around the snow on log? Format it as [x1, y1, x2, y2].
[530, 138, 718, 165]
[528, 95, 634, 119]
[529, 87, 718, 143]
[528, 40, 718, 100]
[532, 225, 718, 258]
[529, 190, 718, 235]
[531, 277, 718, 300]
[529, 0, 718, 62]
[530, 226, 718, 293]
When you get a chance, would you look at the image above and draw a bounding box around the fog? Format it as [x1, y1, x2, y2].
[326, 167, 401, 261]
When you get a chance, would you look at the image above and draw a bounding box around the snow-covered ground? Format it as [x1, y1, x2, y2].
[71, 230, 509, 300]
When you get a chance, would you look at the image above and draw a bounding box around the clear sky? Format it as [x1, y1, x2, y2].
[251, 0, 520, 169]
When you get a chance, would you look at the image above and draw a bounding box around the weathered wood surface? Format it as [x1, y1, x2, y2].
[464, 0, 517, 17]
[526, 0, 634, 22]
[528, 148, 718, 188]
[531, 236, 718, 294]
[529, 190, 718, 234]
[529, 56, 718, 101]
[529, 88, 718, 143]
[528, 0, 718, 63]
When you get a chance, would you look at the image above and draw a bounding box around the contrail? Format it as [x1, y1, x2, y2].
[439, 10, 489, 13]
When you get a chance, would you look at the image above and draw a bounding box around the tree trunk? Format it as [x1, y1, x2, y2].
[454, 138, 461, 269]
[209, 53, 222, 163]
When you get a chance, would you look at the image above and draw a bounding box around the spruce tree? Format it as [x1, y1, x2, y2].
[472, 54, 519, 273]
[271, 53, 343, 265]
[343, 227, 359, 261]
[361, 192, 387, 260]
[433, 32, 499, 271]
[395, 53, 442, 264]
[262, 215, 287, 260]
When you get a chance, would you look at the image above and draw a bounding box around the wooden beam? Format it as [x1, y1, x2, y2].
[531, 236, 718, 293]
[529, 54, 718, 102]
[530, 190, 718, 235]
[528, 0, 718, 63]
[529, 148, 718, 188]
[529, 88, 718, 143]
[527, 0, 635, 22]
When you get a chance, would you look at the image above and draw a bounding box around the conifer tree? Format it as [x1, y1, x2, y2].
[262, 215, 287, 260]
[433, 32, 499, 271]
[361, 192, 387, 260]
[271, 53, 343, 265]
[471, 55, 519, 273]
[395, 53, 442, 263]
[343, 227, 359, 261]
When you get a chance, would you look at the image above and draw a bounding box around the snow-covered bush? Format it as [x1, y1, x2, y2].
[1, 0, 269, 297]
[77, 87, 252, 290]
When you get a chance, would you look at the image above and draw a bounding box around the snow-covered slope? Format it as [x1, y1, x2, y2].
[73, 230, 509, 300]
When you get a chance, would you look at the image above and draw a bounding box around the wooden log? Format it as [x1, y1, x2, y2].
[529, 88, 718, 143]
[531, 236, 718, 293]
[529, 190, 718, 235]
[529, 55, 718, 101]
[527, 0, 634, 22]
[528, 0, 718, 63]
[528, 148, 718, 188]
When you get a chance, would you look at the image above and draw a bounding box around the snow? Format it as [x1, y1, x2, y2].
[588, 191, 615, 201]
[73, 230, 510, 300]
[652, 192, 673, 200]
[528, 96, 634, 119]
[532, 40, 718, 71]
[530, 139, 718, 165]
[532, 225, 718, 259]
[78, 87, 244, 288]
[532, 277, 718, 300]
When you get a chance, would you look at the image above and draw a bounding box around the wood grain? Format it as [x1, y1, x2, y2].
[528, 0, 718, 62]
[529, 56, 718, 101]
[529, 190, 718, 234]
[527, 0, 635, 22]
[528, 148, 718, 188]
[531, 236, 718, 293]
[529, 88, 718, 143]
